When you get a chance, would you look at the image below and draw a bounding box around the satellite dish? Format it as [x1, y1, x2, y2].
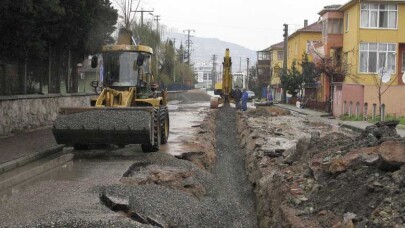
[381, 71, 392, 83]
[402, 71, 405, 84]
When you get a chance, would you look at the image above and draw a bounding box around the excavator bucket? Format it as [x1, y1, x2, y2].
[52, 107, 155, 146]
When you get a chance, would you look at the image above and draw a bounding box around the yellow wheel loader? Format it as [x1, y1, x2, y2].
[52, 29, 169, 152]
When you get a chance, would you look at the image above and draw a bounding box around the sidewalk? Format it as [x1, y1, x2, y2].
[0, 128, 62, 174]
[274, 103, 405, 137]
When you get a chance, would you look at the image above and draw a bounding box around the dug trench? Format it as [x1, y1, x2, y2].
[99, 104, 258, 227]
[237, 106, 405, 227]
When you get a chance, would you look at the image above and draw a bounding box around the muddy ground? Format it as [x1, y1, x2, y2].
[238, 106, 405, 228]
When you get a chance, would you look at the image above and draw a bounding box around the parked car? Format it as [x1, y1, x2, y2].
[246, 90, 255, 100]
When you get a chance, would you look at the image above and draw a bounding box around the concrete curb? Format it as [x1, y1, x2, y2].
[340, 124, 365, 133]
[0, 145, 64, 175]
[0, 153, 73, 191]
[274, 104, 366, 133]
[273, 104, 309, 116]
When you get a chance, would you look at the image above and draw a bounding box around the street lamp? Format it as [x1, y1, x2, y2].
[246, 58, 249, 89]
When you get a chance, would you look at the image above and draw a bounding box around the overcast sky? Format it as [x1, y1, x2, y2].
[114, 0, 349, 51]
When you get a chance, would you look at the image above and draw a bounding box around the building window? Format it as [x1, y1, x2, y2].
[360, 3, 397, 29]
[277, 51, 284, 61]
[258, 51, 270, 60]
[329, 18, 343, 34]
[345, 13, 349, 32]
[359, 43, 396, 73]
[322, 18, 343, 35]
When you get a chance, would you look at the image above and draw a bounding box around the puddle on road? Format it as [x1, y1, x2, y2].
[161, 102, 210, 156]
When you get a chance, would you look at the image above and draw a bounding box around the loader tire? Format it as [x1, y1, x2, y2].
[141, 108, 161, 152]
[160, 106, 169, 144]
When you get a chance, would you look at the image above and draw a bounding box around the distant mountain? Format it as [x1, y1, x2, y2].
[164, 32, 257, 72]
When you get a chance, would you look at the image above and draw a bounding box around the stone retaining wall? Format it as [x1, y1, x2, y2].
[0, 94, 95, 136]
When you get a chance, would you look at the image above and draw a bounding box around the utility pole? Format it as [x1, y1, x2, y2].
[153, 15, 161, 79]
[211, 54, 217, 89]
[154, 15, 160, 33]
[183, 29, 195, 65]
[172, 38, 176, 82]
[239, 57, 242, 72]
[246, 58, 250, 90]
[282, 23, 289, 103]
[132, 8, 154, 26]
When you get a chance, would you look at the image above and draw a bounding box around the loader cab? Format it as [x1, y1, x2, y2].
[102, 51, 152, 88]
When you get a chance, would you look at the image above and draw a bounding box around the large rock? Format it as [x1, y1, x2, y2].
[329, 147, 379, 174]
[377, 141, 405, 169]
[284, 137, 311, 165]
[361, 120, 400, 140]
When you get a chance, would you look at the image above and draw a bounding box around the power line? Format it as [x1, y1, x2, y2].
[131, 8, 154, 26]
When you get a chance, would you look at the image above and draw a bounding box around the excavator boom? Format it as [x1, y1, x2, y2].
[211, 48, 233, 108]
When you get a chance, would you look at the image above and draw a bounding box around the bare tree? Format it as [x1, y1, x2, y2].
[311, 49, 354, 112]
[370, 55, 398, 117]
[114, 0, 140, 29]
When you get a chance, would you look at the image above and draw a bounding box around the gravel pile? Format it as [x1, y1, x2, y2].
[54, 109, 152, 131]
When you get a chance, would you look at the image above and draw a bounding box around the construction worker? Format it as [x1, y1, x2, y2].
[241, 88, 248, 111]
[233, 86, 242, 109]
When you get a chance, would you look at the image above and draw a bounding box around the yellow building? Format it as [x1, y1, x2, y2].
[282, 21, 322, 103]
[268, 41, 284, 101]
[287, 21, 323, 71]
[326, 0, 405, 117]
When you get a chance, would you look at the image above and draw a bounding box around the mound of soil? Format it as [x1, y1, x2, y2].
[238, 109, 405, 227]
[247, 106, 290, 118]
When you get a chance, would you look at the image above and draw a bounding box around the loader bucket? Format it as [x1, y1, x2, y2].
[52, 107, 154, 146]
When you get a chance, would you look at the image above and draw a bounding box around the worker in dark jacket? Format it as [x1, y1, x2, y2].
[233, 86, 242, 109]
[241, 88, 248, 111]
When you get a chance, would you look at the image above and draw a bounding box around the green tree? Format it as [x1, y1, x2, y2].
[281, 60, 302, 98]
[160, 40, 175, 82]
[247, 65, 260, 95]
[0, 0, 117, 94]
[299, 53, 320, 97]
[177, 44, 186, 64]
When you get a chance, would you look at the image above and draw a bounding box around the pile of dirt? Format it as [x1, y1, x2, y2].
[168, 90, 212, 104]
[238, 108, 405, 227]
[247, 106, 290, 118]
[289, 121, 405, 227]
